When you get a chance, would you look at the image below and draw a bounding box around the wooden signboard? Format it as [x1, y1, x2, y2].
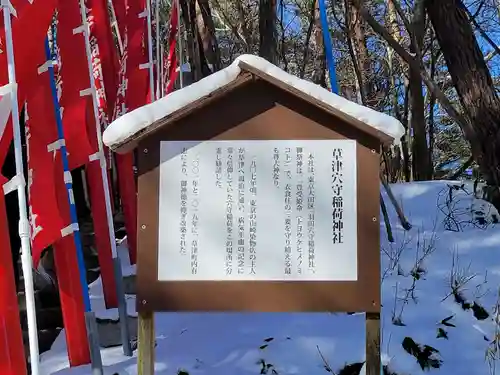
[110, 60, 392, 375]
[135, 79, 385, 314]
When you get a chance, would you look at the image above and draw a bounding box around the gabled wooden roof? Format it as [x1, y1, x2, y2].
[109, 58, 398, 154]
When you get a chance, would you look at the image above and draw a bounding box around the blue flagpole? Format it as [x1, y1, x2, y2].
[44, 36, 91, 312]
[318, 0, 339, 94]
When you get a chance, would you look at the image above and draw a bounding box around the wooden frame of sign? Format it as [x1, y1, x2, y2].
[114, 62, 392, 375]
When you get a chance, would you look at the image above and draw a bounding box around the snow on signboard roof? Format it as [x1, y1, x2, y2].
[103, 54, 405, 150]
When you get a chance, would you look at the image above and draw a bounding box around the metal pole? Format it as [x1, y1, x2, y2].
[47, 28, 91, 315]
[1, 2, 40, 374]
[318, 0, 338, 93]
[113, 257, 132, 356]
[78, 0, 132, 356]
[108, 0, 124, 56]
[84, 311, 104, 375]
[45, 36, 103, 371]
[176, 0, 183, 88]
[160, 42, 165, 96]
[146, 0, 156, 101]
[155, 0, 161, 100]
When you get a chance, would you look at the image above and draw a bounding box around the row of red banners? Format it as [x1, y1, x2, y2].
[0, 0, 179, 372]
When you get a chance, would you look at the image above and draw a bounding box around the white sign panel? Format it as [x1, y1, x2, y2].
[158, 140, 357, 281]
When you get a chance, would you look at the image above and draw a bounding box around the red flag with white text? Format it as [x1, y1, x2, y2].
[79, 0, 121, 307]
[85, 0, 117, 207]
[112, 0, 149, 264]
[86, 0, 120, 122]
[56, 1, 96, 169]
[0, 0, 58, 165]
[112, 0, 150, 119]
[30, 34, 91, 366]
[24, 56, 66, 266]
[126, 0, 149, 111]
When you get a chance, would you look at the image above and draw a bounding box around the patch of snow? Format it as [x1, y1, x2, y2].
[116, 235, 128, 247]
[40, 180, 499, 375]
[122, 264, 137, 277]
[89, 277, 137, 320]
[116, 238, 137, 277]
[41, 313, 365, 375]
[379, 180, 499, 375]
[103, 54, 405, 149]
[89, 243, 138, 320]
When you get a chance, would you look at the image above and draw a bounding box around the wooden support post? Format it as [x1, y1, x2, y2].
[137, 311, 155, 375]
[365, 312, 381, 375]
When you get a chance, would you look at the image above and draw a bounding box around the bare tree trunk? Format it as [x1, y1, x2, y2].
[425, 0, 500, 209]
[211, 0, 251, 50]
[278, 0, 288, 71]
[180, 0, 211, 82]
[196, 0, 221, 72]
[428, 39, 438, 178]
[180, 0, 200, 81]
[347, 0, 374, 106]
[344, 0, 365, 104]
[386, 0, 403, 182]
[259, 0, 277, 64]
[409, 0, 431, 180]
[387, 0, 400, 116]
[299, 0, 316, 79]
[234, 0, 253, 52]
[402, 85, 412, 182]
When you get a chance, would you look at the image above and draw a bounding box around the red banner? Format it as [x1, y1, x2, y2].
[52, 147, 90, 366]
[126, 0, 150, 110]
[25, 62, 65, 266]
[86, 0, 120, 122]
[57, 0, 96, 169]
[0, 0, 58, 165]
[113, 0, 150, 118]
[28, 39, 91, 368]
[85, 0, 117, 205]
[113, 33, 128, 120]
[111, 0, 149, 264]
[113, 43, 138, 263]
[82, 0, 120, 308]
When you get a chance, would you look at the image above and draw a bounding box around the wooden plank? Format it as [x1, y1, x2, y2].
[365, 312, 381, 375]
[137, 311, 155, 375]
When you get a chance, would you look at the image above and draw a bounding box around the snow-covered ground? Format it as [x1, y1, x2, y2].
[40, 180, 500, 375]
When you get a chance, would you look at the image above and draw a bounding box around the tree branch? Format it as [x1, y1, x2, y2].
[210, 0, 249, 50]
[345, 0, 367, 105]
[462, 4, 500, 59]
[299, 0, 316, 78]
[351, 0, 474, 142]
[445, 156, 474, 180]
